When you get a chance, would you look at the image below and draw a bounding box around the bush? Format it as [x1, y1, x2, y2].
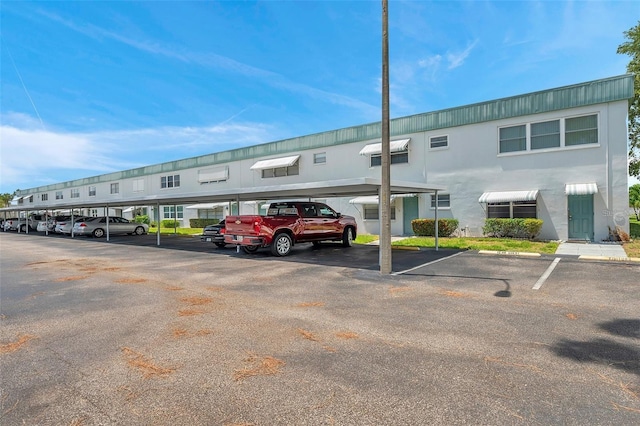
[134, 215, 150, 224]
[189, 218, 219, 228]
[411, 219, 459, 237]
[161, 219, 181, 228]
[483, 218, 543, 239]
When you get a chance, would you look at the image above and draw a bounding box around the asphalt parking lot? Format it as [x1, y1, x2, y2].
[1, 231, 639, 425]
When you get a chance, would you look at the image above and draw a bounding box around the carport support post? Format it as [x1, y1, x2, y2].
[434, 190, 439, 251]
[379, 0, 392, 275]
[106, 205, 110, 242]
[156, 202, 161, 246]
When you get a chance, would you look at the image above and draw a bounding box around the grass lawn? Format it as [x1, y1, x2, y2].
[149, 226, 203, 236]
[354, 234, 379, 244]
[392, 236, 560, 254]
[625, 216, 640, 258]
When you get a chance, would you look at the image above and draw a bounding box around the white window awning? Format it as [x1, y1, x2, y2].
[349, 194, 417, 204]
[185, 202, 229, 209]
[359, 138, 411, 155]
[479, 190, 539, 203]
[565, 183, 598, 195]
[123, 207, 134, 213]
[198, 166, 228, 183]
[250, 155, 300, 171]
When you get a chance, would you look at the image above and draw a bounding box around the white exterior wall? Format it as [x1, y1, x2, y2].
[17, 96, 629, 242]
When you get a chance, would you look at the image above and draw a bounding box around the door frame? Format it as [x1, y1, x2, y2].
[568, 194, 594, 241]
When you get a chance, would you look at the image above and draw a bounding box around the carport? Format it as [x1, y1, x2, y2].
[2, 177, 445, 271]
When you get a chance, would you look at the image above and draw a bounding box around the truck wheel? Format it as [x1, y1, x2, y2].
[342, 227, 354, 247]
[214, 242, 226, 248]
[271, 233, 292, 256]
[243, 245, 259, 254]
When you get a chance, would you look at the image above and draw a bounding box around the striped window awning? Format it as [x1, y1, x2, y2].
[478, 190, 539, 203]
[565, 183, 598, 195]
[359, 138, 411, 155]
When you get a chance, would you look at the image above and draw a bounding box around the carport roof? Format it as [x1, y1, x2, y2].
[1, 178, 445, 211]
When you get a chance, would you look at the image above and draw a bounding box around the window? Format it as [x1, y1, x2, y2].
[56, 191, 63, 200]
[370, 151, 409, 167]
[430, 135, 448, 149]
[499, 114, 598, 155]
[28, 195, 34, 203]
[363, 205, 396, 220]
[110, 183, 119, 194]
[487, 201, 537, 219]
[531, 120, 560, 150]
[132, 179, 144, 192]
[565, 114, 598, 146]
[314, 152, 326, 164]
[161, 175, 180, 189]
[163, 206, 184, 219]
[198, 208, 224, 220]
[89, 186, 96, 196]
[41, 193, 48, 201]
[262, 163, 299, 178]
[70, 189, 80, 199]
[430, 193, 451, 209]
[499, 125, 526, 153]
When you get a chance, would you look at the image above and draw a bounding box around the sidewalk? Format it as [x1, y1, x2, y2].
[555, 242, 628, 258]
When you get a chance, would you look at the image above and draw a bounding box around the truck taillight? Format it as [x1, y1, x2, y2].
[253, 221, 261, 234]
[220, 228, 225, 234]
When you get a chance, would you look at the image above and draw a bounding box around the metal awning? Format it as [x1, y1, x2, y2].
[478, 190, 539, 203]
[185, 202, 229, 209]
[250, 155, 300, 170]
[359, 138, 411, 155]
[123, 207, 134, 213]
[565, 183, 598, 195]
[349, 193, 418, 204]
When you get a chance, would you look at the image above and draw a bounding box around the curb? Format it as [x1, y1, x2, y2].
[478, 250, 541, 257]
[391, 245, 421, 251]
[578, 255, 640, 263]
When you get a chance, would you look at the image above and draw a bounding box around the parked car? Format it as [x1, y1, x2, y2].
[55, 216, 90, 235]
[72, 216, 149, 238]
[224, 201, 357, 256]
[3, 218, 20, 231]
[200, 219, 226, 247]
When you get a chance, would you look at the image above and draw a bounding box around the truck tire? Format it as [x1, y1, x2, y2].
[243, 245, 259, 254]
[342, 227, 354, 247]
[271, 233, 292, 256]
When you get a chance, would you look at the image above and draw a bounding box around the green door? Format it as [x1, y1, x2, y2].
[402, 197, 419, 236]
[568, 194, 594, 241]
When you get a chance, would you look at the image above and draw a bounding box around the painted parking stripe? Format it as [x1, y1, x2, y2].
[392, 251, 464, 276]
[532, 257, 561, 290]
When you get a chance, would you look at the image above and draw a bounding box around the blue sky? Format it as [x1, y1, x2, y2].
[1, 0, 639, 194]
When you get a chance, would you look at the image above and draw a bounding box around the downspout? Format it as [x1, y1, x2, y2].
[434, 190, 439, 251]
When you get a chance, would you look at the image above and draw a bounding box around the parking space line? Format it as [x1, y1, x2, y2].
[392, 251, 464, 276]
[532, 257, 561, 290]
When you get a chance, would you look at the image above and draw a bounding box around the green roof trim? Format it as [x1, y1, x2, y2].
[19, 74, 634, 195]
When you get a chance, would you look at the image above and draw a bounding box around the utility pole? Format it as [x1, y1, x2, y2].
[380, 0, 392, 274]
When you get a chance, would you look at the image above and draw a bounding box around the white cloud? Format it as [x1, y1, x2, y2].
[0, 113, 277, 192]
[446, 40, 478, 70]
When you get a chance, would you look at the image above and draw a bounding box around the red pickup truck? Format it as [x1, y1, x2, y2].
[224, 201, 357, 256]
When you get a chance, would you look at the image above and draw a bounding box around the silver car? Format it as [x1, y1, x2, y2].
[72, 216, 149, 238]
[55, 216, 90, 235]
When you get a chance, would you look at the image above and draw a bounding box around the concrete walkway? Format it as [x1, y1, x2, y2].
[555, 242, 628, 257]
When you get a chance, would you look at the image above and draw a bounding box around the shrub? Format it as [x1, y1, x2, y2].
[134, 215, 150, 224]
[189, 218, 219, 228]
[411, 218, 459, 237]
[161, 219, 181, 228]
[483, 218, 543, 239]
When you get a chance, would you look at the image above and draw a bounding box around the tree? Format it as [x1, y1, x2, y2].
[0, 193, 15, 208]
[631, 184, 640, 220]
[618, 22, 640, 177]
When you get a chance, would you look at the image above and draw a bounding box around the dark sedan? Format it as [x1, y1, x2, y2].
[200, 219, 226, 247]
